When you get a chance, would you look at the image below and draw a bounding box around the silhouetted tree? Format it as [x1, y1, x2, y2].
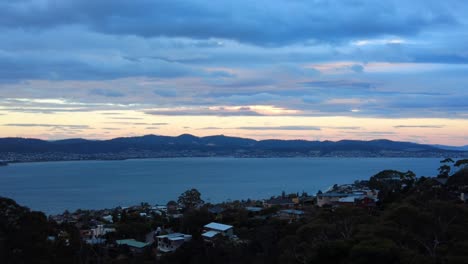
[178, 188, 204, 210]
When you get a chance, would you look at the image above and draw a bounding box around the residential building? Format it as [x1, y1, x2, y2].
[316, 192, 351, 207]
[156, 233, 192, 253]
[263, 197, 296, 208]
[116, 239, 151, 254]
[202, 222, 234, 240]
[278, 209, 305, 222]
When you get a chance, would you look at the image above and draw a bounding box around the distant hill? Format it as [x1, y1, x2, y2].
[0, 134, 466, 162]
[431, 144, 468, 151]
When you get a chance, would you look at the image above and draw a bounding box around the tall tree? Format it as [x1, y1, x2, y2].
[438, 158, 454, 178]
[178, 188, 204, 210]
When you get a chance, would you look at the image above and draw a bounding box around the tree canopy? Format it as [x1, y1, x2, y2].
[178, 188, 204, 210]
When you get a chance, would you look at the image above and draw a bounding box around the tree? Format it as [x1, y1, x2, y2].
[369, 170, 413, 203]
[178, 188, 204, 210]
[441, 158, 454, 164]
[455, 159, 468, 169]
[438, 165, 451, 178]
[438, 158, 454, 178]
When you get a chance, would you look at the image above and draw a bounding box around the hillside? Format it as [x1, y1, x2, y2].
[0, 134, 464, 162]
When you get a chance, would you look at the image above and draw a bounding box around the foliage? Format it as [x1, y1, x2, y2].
[178, 188, 205, 210]
[4, 159, 468, 263]
[438, 158, 455, 178]
[455, 159, 468, 168]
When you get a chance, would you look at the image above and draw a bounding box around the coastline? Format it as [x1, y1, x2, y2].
[1, 151, 466, 165]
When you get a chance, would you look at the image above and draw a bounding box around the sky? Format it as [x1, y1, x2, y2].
[0, 0, 467, 146]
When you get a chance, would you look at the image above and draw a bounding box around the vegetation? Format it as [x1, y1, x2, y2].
[2, 159, 468, 263]
[178, 188, 205, 210]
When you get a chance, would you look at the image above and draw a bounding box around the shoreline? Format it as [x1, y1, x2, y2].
[1, 153, 466, 165]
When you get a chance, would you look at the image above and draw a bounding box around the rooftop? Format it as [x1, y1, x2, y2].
[280, 209, 304, 215]
[116, 239, 150, 249]
[318, 192, 351, 197]
[204, 222, 233, 231]
[202, 231, 220, 238]
[157, 233, 192, 241]
[245, 206, 263, 212]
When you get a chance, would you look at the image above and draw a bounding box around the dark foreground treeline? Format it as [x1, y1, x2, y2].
[1, 162, 468, 264]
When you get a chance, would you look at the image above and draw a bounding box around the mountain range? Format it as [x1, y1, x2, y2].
[0, 134, 464, 157]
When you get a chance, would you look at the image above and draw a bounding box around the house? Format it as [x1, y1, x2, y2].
[355, 196, 377, 208]
[90, 224, 115, 237]
[263, 197, 296, 208]
[116, 239, 151, 254]
[316, 192, 351, 207]
[338, 194, 377, 206]
[202, 222, 234, 240]
[156, 233, 192, 253]
[85, 237, 106, 245]
[300, 196, 316, 206]
[278, 209, 304, 222]
[102, 215, 113, 223]
[460, 193, 468, 203]
[167, 201, 178, 213]
[208, 206, 225, 215]
[202, 230, 221, 241]
[245, 206, 263, 213]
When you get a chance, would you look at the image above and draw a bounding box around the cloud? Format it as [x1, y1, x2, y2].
[145, 105, 301, 116]
[198, 127, 223, 130]
[350, 64, 364, 73]
[0, 1, 458, 46]
[145, 108, 261, 116]
[325, 126, 361, 130]
[90, 88, 125, 97]
[3, 123, 90, 129]
[109, 117, 144, 120]
[100, 112, 125, 115]
[300, 80, 374, 89]
[153, 89, 177, 97]
[393, 125, 445, 129]
[236, 126, 321, 131]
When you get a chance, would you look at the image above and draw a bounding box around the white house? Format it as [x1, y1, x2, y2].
[90, 225, 116, 237]
[202, 222, 234, 240]
[156, 233, 192, 253]
[102, 215, 113, 223]
[316, 192, 351, 207]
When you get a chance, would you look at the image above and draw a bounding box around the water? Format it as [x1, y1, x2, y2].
[0, 157, 441, 214]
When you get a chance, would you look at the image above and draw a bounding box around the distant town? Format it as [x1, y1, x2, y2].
[0, 134, 467, 164]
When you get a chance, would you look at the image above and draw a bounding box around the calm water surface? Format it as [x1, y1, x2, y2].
[0, 158, 441, 214]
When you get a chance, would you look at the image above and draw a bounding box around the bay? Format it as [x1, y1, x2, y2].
[0, 157, 442, 214]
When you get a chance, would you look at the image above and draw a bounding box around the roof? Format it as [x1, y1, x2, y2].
[338, 195, 367, 203]
[116, 239, 150, 249]
[245, 207, 263, 212]
[265, 197, 295, 205]
[157, 233, 192, 241]
[202, 231, 220, 238]
[280, 209, 304, 215]
[204, 222, 233, 231]
[208, 206, 225, 214]
[319, 192, 351, 198]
